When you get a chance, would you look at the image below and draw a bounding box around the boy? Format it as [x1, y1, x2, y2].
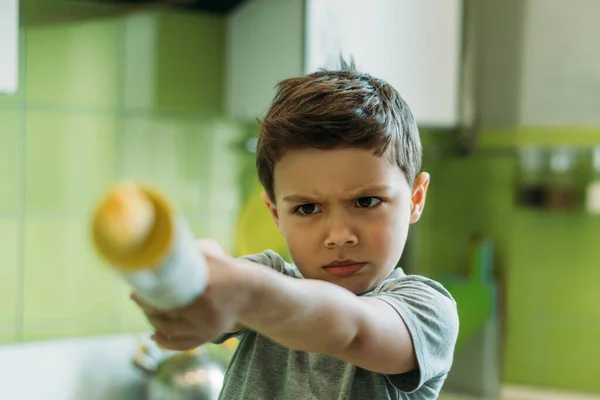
[133, 60, 459, 399]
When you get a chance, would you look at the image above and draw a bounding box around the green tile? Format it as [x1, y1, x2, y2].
[177, 213, 235, 261]
[502, 317, 551, 386]
[542, 321, 600, 393]
[22, 218, 121, 341]
[155, 13, 224, 113]
[503, 261, 540, 321]
[419, 155, 498, 277]
[121, 12, 160, 111]
[116, 281, 152, 334]
[25, 19, 120, 108]
[0, 219, 20, 343]
[187, 212, 237, 254]
[0, 109, 21, 214]
[122, 12, 224, 113]
[530, 256, 600, 321]
[186, 213, 212, 239]
[25, 111, 117, 215]
[206, 121, 244, 213]
[117, 117, 244, 254]
[207, 214, 237, 254]
[119, 115, 214, 215]
[505, 317, 600, 392]
[23, 1, 118, 26]
[508, 212, 600, 318]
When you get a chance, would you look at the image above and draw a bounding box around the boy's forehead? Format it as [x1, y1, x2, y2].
[272, 147, 407, 198]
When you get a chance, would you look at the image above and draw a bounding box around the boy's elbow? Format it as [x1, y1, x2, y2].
[335, 330, 417, 375]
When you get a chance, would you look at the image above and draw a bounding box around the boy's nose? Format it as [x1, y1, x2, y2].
[324, 219, 358, 248]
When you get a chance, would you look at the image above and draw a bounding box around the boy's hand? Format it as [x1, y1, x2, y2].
[131, 239, 248, 351]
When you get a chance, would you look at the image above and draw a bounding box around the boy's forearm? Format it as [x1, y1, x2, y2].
[233, 259, 363, 355]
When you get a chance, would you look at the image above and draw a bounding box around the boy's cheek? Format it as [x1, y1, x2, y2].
[286, 237, 311, 262]
[368, 225, 408, 255]
[285, 236, 319, 271]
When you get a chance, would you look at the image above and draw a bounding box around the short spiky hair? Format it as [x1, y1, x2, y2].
[256, 58, 423, 202]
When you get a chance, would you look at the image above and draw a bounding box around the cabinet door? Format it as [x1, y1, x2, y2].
[0, 0, 19, 94]
[225, 0, 304, 121]
[519, 0, 600, 126]
[305, 0, 463, 127]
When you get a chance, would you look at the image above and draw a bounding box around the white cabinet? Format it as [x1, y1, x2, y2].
[0, 0, 19, 94]
[225, 0, 304, 124]
[476, 0, 600, 128]
[518, 0, 600, 126]
[226, 0, 463, 127]
[305, 0, 462, 127]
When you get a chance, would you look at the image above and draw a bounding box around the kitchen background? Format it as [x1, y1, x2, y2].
[0, 0, 599, 399]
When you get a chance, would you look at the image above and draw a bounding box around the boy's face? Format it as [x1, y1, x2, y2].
[262, 147, 429, 294]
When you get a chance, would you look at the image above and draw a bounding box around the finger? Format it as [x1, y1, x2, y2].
[151, 331, 204, 352]
[147, 316, 197, 337]
[130, 293, 180, 319]
[151, 330, 199, 342]
[130, 292, 157, 314]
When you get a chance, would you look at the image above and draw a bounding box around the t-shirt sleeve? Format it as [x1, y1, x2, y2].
[373, 274, 459, 393]
[238, 249, 300, 278]
[211, 250, 297, 344]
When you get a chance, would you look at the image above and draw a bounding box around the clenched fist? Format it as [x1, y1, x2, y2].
[131, 239, 251, 351]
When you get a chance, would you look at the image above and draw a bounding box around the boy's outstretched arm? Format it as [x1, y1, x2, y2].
[135, 246, 418, 376]
[237, 260, 417, 375]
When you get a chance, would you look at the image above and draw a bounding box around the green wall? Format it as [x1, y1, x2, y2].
[419, 141, 600, 394]
[0, 12, 246, 343]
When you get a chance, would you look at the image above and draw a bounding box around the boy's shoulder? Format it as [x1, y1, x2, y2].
[371, 267, 456, 304]
[239, 249, 302, 278]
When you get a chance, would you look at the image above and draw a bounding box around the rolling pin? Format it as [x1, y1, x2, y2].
[91, 183, 209, 310]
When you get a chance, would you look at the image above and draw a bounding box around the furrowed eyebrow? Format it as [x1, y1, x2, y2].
[281, 185, 393, 204]
[282, 194, 319, 204]
[349, 184, 393, 197]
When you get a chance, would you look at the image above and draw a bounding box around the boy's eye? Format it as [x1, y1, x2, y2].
[355, 197, 381, 208]
[295, 204, 322, 215]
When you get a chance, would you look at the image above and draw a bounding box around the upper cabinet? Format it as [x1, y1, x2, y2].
[476, 0, 600, 128]
[305, 0, 463, 128]
[0, 0, 19, 94]
[225, 0, 464, 127]
[518, 0, 600, 126]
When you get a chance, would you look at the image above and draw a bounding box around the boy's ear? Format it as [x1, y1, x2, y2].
[261, 191, 281, 230]
[410, 172, 430, 224]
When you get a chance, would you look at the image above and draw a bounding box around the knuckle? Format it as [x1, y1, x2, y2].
[148, 317, 168, 331]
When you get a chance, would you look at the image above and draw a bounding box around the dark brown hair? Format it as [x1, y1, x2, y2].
[256, 58, 423, 202]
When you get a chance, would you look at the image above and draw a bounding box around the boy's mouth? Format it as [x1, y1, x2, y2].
[323, 260, 366, 277]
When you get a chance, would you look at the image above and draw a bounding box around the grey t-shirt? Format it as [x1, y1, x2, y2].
[214, 250, 459, 400]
